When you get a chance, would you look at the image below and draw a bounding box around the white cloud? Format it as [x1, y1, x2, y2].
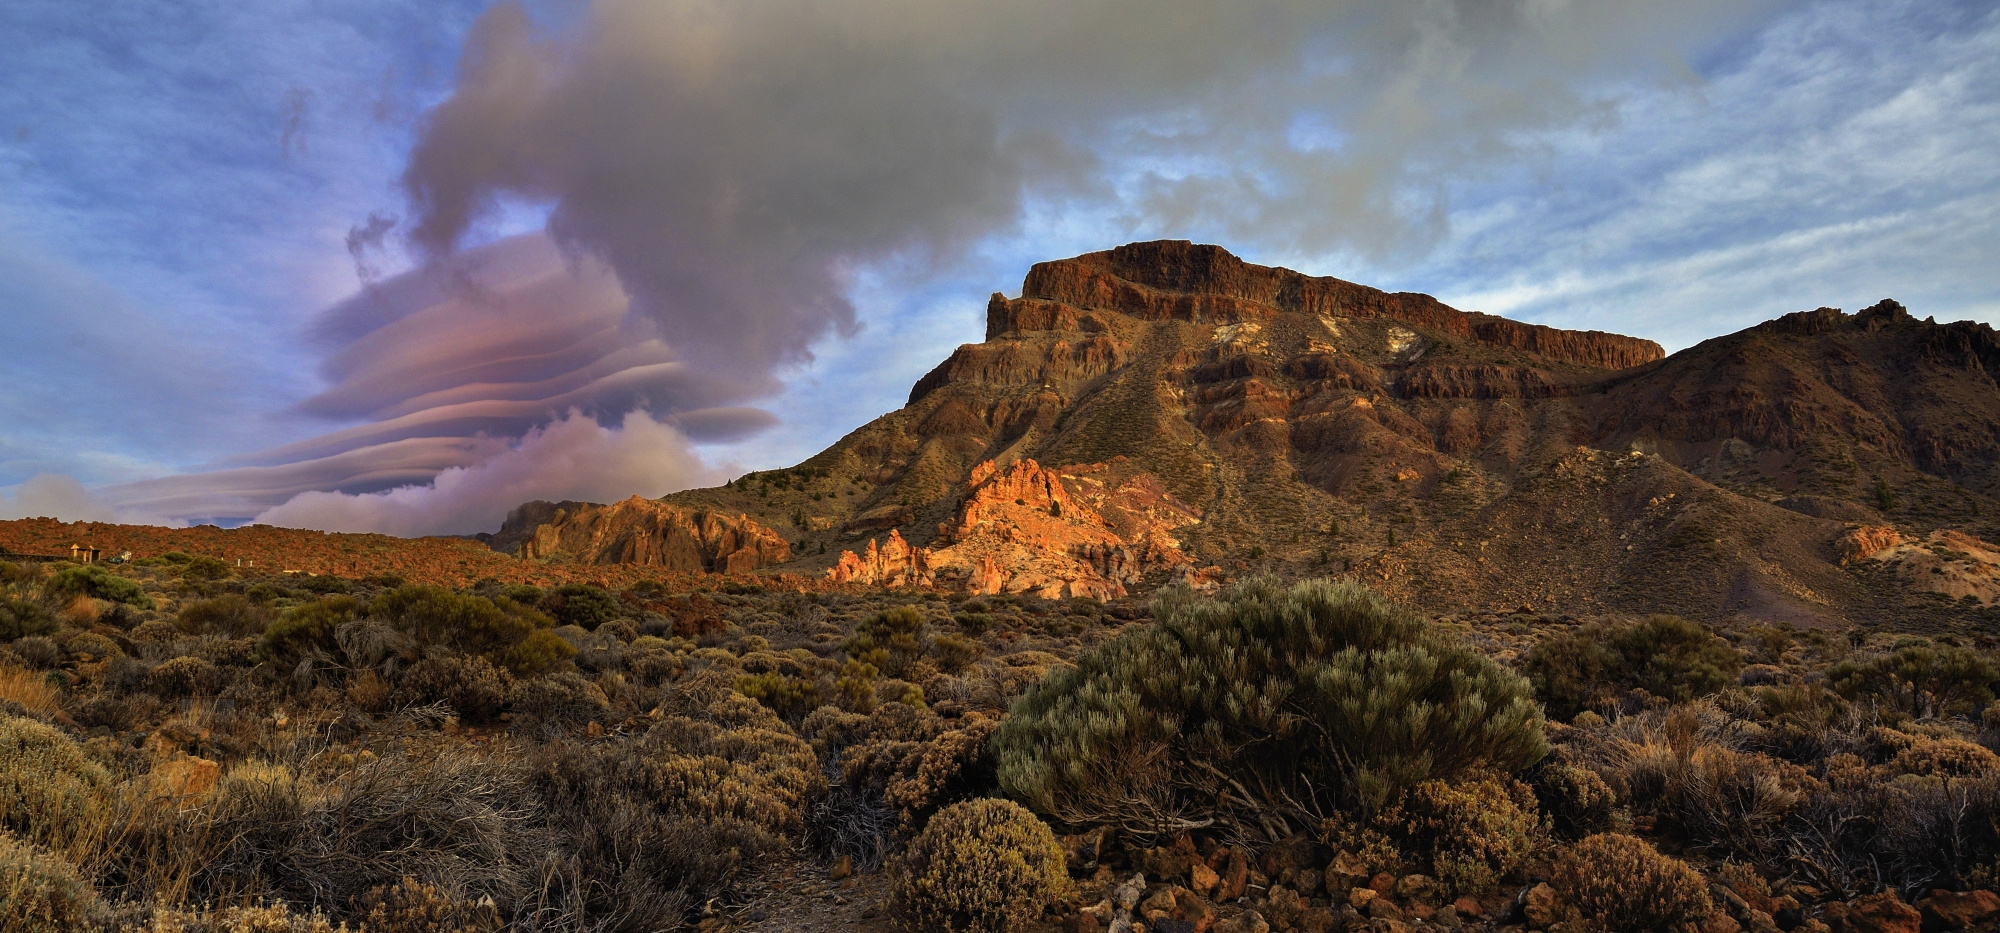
[248, 408, 724, 537]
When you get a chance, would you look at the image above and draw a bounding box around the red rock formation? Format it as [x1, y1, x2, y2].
[828, 459, 1201, 598]
[828, 530, 931, 588]
[518, 496, 789, 573]
[1837, 525, 1908, 563]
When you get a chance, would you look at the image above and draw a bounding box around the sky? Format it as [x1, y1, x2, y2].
[1, 0, 1996, 535]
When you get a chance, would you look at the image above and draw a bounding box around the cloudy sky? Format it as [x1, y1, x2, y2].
[1, 0, 1995, 535]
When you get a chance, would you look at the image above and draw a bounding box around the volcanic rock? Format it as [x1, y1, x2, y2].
[640, 240, 2000, 626]
[514, 495, 789, 573]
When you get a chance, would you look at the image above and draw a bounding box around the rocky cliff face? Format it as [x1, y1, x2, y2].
[826, 458, 1201, 598]
[631, 241, 2000, 627]
[511, 496, 790, 574]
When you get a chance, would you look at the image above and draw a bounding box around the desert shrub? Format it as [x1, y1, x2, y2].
[179, 555, 233, 582]
[0, 600, 57, 641]
[632, 693, 823, 837]
[148, 655, 223, 698]
[46, 564, 153, 608]
[11, 637, 60, 669]
[373, 587, 532, 655]
[0, 667, 65, 720]
[129, 618, 182, 644]
[0, 714, 114, 855]
[255, 596, 364, 677]
[891, 798, 1070, 933]
[510, 671, 609, 737]
[626, 644, 683, 686]
[1828, 638, 1997, 719]
[997, 578, 1546, 836]
[931, 634, 985, 674]
[296, 574, 351, 595]
[845, 606, 928, 679]
[736, 671, 830, 722]
[1550, 833, 1714, 933]
[139, 901, 346, 932]
[395, 655, 512, 724]
[542, 584, 621, 631]
[489, 628, 574, 676]
[1525, 616, 1742, 720]
[0, 833, 99, 933]
[495, 584, 542, 606]
[1376, 772, 1541, 896]
[1528, 750, 1617, 840]
[64, 630, 122, 660]
[177, 594, 270, 638]
[357, 876, 503, 932]
[526, 735, 767, 929]
[521, 690, 823, 924]
[170, 751, 549, 922]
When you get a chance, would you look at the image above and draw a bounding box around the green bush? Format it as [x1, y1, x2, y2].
[1530, 753, 1617, 840]
[0, 715, 113, 854]
[396, 655, 513, 724]
[997, 578, 1547, 836]
[255, 596, 364, 675]
[0, 600, 57, 641]
[510, 672, 609, 737]
[489, 628, 575, 676]
[176, 593, 270, 638]
[1550, 833, 1714, 933]
[1379, 772, 1542, 896]
[1828, 637, 1997, 719]
[497, 583, 543, 606]
[542, 584, 622, 631]
[296, 574, 352, 595]
[0, 833, 98, 933]
[736, 671, 830, 722]
[373, 586, 529, 654]
[844, 605, 929, 679]
[178, 554, 233, 582]
[1524, 616, 1742, 720]
[891, 798, 1070, 933]
[148, 655, 223, 698]
[45, 564, 153, 608]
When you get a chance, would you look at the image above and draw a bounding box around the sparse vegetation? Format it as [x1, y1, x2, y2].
[997, 578, 1547, 837]
[0, 544, 1992, 931]
[891, 798, 1069, 933]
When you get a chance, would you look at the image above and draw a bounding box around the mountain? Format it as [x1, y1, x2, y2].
[505, 241, 2000, 627]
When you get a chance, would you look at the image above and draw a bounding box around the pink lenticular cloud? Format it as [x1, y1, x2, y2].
[250, 409, 725, 537]
[90, 233, 775, 531]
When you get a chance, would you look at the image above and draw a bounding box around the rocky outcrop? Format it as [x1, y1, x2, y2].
[828, 459, 1200, 598]
[1013, 241, 1664, 370]
[518, 495, 789, 573]
[486, 499, 597, 557]
[1838, 528, 2000, 606]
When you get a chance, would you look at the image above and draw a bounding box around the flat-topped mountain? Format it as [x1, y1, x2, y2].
[502, 241, 2000, 627]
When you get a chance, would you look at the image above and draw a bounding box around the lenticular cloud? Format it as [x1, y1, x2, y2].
[251, 409, 724, 537]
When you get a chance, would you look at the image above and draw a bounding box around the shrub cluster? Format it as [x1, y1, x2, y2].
[1550, 832, 1715, 932]
[1523, 615, 1743, 720]
[891, 798, 1070, 933]
[997, 578, 1547, 836]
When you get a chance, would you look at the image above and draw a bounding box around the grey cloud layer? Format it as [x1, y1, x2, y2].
[400, 0, 1774, 398]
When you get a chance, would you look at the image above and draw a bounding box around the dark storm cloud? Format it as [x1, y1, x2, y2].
[401, 0, 1775, 406]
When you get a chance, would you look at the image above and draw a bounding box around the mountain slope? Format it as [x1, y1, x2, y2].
[520, 241, 2000, 627]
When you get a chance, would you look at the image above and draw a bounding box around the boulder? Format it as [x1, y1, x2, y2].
[1917, 890, 2000, 931]
[1823, 891, 1921, 933]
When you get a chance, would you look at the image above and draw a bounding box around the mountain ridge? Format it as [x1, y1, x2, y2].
[497, 241, 2000, 628]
